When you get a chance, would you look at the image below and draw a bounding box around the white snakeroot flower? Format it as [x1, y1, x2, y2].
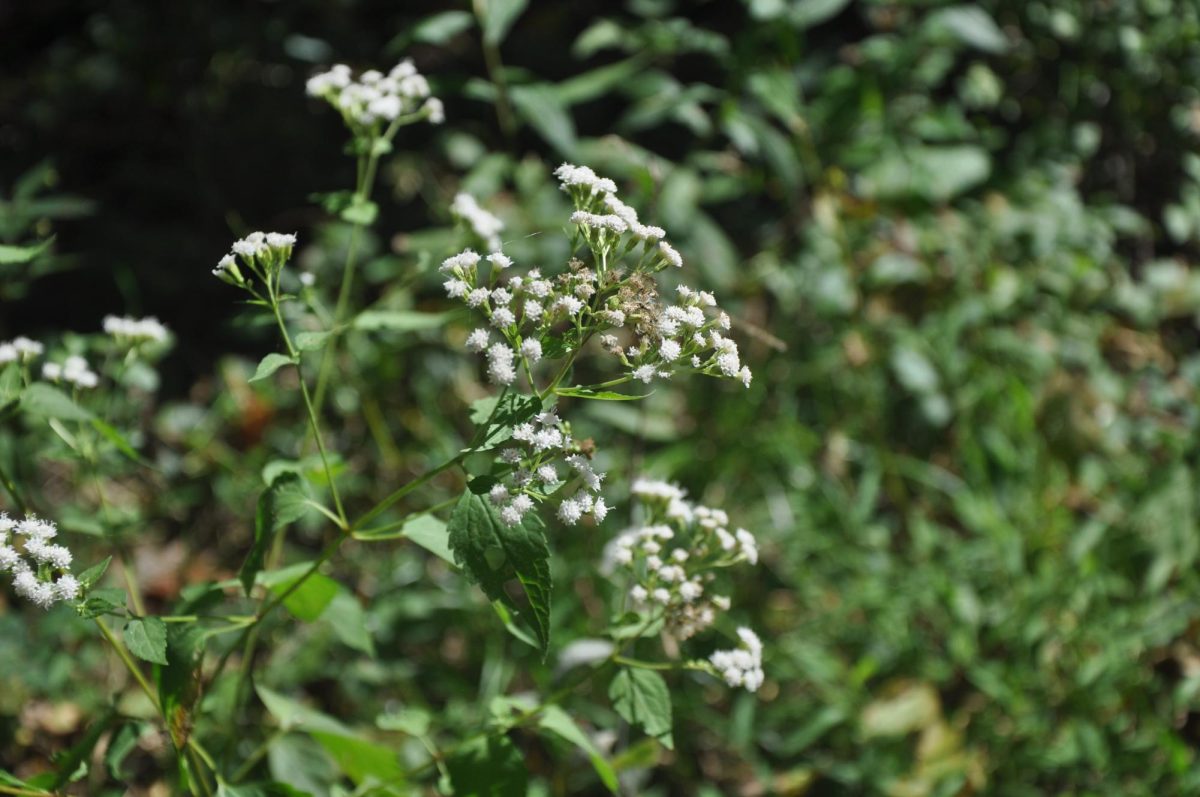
[3, 514, 78, 610]
[11, 338, 43, 362]
[444, 279, 469, 298]
[553, 296, 584, 317]
[520, 338, 543, 363]
[491, 288, 513, 306]
[632, 364, 656, 384]
[536, 465, 559, 484]
[491, 308, 516, 328]
[524, 300, 544, 320]
[466, 288, 490, 308]
[103, 316, 170, 345]
[658, 241, 683, 268]
[570, 211, 628, 234]
[465, 328, 490, 353]
[558, 498, 584, 525]
[308, 59, 441, 128]
[486, 343, 516, 386]
[487, 252, 512, 270]
[452, 193, 504, 252]
[709, 627, 765, 692]
[554, 163, 617, 194]
[659, 339, 682, 362]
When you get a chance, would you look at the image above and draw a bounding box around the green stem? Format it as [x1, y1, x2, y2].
[350, 454, 463, 532]
[94, 617, 161, 713]
[0, 459, 27, 513]
[269, 291, 347, 526]
[474, 0, 517, 139]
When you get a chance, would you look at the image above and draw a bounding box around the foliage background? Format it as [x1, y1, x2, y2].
[4, 0, 1200, 794]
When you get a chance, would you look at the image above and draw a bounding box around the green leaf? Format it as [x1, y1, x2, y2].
[20, 383, 93, 421]
[377, 707, 431, 736]
[260, 563, 340, 622]
[791, 0, 852, 28]
[555, 57, 646, 106]
[554, 386, 650, 401]
[510, 84, 577, 156]
[257, 687, 403, 787]
[445, 735, 528, 797]
[339, 198, 378, 226]
[324, 591, 375, 657]
[538, 705, 619, 793]
[309, 731, 404, 787]
[249, 353, 297, 383]
[447, 490, 552, 653]
[91, 417, 149, 466]
[354, 514, 455, 565]
[124, 617, 169, 665]
[927, 5, 1009, 54]
[411, 10, 474, 44]
[482, 0, 528, 45]
[77, 556, 112, 591]
[353, 310, 450, 332]
[105, 720, 147, 780]
[78, 587, 126, 619]
[293, 330, 334, 352]
[240, 474, 311, 596]
[609, 668, 673, 749]
[469, 391, 544, 449]
[0, 236, 54, 265]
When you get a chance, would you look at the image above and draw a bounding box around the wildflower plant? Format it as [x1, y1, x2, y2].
[0, 52, 765, 796]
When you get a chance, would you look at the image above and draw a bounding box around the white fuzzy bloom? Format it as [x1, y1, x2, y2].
[659, 339, 682, 362]
[466, 288, 490, 308]
[536, 465, 559, 484]
[61, 356, 98, 389]
[7, 337, 44, 362]
[633, 224, 666, 241]
[557, 498, 584, 525]
[465, 328, 491, 352]
[489, 484, 511, 505]
[709, 627, 765, 692]
[600, 309, 626, 328]
[630, 585, 648, 603]
[592, 497, 608, 522]
[658, 241, 683, 268]
[452, 194, 504, 251]
[570, 211, 628, 234]
[554, 163, 618, 194]
[487, 252, 512, 270]
[736, 528, 758, 564]
[103, 315, 170, 345]
[3, 514, 77, 609]
[491, 308, 516, 328]
[309, 59, 440, 128]
[423, 97, 445, 124]
[440, 249, 481, 274]
[526, 279, 552, 299]
[632, 364, 656, 384]
[523, 299, 544, 320]
[491, 288, 513, 306]
[444, 279, 469, 298]
[553, 296, 584, 317]
[520, 338, 543, 363]
[486, 343, 517, 385]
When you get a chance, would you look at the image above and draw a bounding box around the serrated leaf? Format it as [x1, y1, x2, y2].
[469, 391, 544, 449]
[447, 490, 552, 653]
[124, 617, 169, 665]
[538, 705, 619, 793]
[20, 383, 93, 421]
[249, 353, 297, 383]
[609, 668, 673, 749]
[446, 735, 528, 797]
[240, 474, 311, 596]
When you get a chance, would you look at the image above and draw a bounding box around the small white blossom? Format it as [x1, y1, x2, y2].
[520, 338, 543, 363]
[452, 194, 504, 251]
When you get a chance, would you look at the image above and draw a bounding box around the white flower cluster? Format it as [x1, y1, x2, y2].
[42, 355, 98, 389]
[213, 232, 298, 286]
[103, 315, 169, 346]
[305, 60, 443, 128]
[553, 163, 752, 389]
[442, 248, 597, 387]
[709, 627, 765, 692]
[604, 479, 759, 655]
[486, 408, 608, 528]
[0, 337, 43, 365]
[451, 193, 504, 252]
[0, 513, 79, 609]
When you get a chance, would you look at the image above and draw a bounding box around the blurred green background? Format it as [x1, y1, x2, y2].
[5, 0, 1200, 794]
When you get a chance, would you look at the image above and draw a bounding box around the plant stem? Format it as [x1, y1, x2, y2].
[94, 616, 160, 713]
[0, 459, 27, 513]
[269, 289, 347, 526]
[351, 453, 464, 532]
[473, 0, 517, 139]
